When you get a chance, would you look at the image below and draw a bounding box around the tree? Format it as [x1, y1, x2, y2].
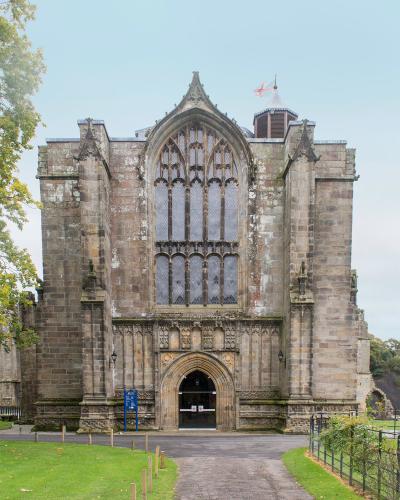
[0, 0, 45, 349]
[370, 336, 400, 377]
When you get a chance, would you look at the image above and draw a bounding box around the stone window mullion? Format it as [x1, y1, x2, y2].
[168, 256, 172, 305]
[185, 184, 190, 242]
[203, 184, 208, 242]
[203, 258, 208, 306]
[185, 256, 190, 306]
[167, 186, 172, 241]
[220, 252, 225, 306]
[221, 181, 225, 241]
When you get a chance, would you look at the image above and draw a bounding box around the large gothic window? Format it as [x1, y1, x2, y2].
[155, 124, 239, 306]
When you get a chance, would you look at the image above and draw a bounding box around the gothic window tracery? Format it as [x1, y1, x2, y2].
[155, 123, 239, 306]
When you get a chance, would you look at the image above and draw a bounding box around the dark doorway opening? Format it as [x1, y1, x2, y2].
[179, 370, 216, 429]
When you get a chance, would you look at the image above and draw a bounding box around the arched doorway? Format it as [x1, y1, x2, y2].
[160, 352, 235, 430]
[179, 370, 216, 429]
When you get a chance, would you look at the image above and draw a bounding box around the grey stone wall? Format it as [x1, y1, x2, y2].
[0, 342, 20, 407]
[110, 141, 148, 317]
[36, 143, 82, 402]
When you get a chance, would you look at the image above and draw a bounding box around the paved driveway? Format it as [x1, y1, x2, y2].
[166, 435, 311, 500]
[0, 431, 311, 499]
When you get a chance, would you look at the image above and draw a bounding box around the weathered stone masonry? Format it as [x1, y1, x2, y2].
[24, 73, 371, 431]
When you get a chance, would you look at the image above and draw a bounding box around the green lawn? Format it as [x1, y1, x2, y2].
[0, 421, 12, 430]
[282, 447, 363, 500]
[0, 440, 177, 499]
[370, 419, 399, 431]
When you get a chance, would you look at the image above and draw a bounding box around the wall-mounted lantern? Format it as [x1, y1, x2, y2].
[110, 350, 117, 368]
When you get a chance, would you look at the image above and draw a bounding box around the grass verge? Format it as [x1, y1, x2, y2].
[370, 419, 399, 431]
[0, 440, 177, 499]
[0, 421, 12, 430]
[282, 447, 363, 500]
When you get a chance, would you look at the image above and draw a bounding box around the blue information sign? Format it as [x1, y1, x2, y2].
[123, 388, 139, 432]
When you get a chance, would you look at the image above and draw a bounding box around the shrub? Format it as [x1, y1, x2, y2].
[319, 415, 399, 499]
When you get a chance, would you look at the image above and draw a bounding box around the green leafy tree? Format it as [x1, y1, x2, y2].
[370, 336, 400, 377]
[0, 0, 45, 349]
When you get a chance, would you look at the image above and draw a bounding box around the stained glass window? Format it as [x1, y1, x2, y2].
[172, 182, 185, 241]
[223, 255, 237, 304]
[190, 255, 203, 304]
[224, 181, 238, 241]
[156, 255, 169, 305]
[154, 124, 239, 305]
[208, 181, 221, 240]
[155, 182, 168, 240]
[190, 181, 203, 240]
[172, 255, 185, 304]
[208, 255, 220, 304]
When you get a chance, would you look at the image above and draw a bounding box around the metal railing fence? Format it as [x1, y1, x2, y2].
[309, 413, 400, 500]
[0, 406, 22, 419]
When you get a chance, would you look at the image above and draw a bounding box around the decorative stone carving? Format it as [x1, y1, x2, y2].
[112, 324, 142, 336]
[161, 353, 175, 366]
[75, 118, 105, 163]
[186, 74, 204, 105]
[222, 353, 234, 368]
[136, 153, 144, 181]
[114, 389, 155, 401]
[137, 390, 155, 401]
[224, 325, 236, 350]
[288, 119, 320, 164]
[180, 328, 191, 350]
[264, 185, 283, 208]
[202, 326, 213, 350]
[159, 326, 169, 349]
[142, 324, 153, 336]
[298, 261, 307, 297]
[350, 269, 358, 305]
[239, 390, 280, 400]
[83, 259, 97, 292]
[270, 326, 280, 337]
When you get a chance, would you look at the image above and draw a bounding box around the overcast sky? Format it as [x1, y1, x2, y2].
[13, 0, 399, 340]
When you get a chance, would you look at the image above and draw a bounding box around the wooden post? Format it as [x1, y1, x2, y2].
[145, 432, 148, 453]
[34, 431, 38, 443]
[110, 428, 114, 447]
[141, 468, 147, 500]
[160, 451, 166, 469]
[131, 439, 135, 450]
[148, 456, 153, 493]
[130, 482, 136, 500]
[88, 433, 92, 445]
[155, 446, 160, 478]
[61, 424, 66, 443]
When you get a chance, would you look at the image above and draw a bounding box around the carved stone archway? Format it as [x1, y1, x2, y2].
[160, 352, 235, 430]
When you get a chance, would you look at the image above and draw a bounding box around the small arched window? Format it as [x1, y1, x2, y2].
[155, 123, 239, 306]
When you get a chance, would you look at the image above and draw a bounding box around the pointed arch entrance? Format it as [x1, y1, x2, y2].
[179, 370, 216, 429]
[160, 352, 235, 430]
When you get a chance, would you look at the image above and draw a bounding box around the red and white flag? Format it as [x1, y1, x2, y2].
[254, 78, 276, 97]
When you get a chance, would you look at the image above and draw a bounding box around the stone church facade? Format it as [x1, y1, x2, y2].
[12, 73, 372, 431]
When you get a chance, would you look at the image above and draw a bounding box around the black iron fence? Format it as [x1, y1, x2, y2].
[0, 406, 22, 420]
[309, 414, 400, 500]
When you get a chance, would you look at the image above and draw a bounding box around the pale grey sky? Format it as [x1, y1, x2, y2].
[11, 0, 400, 340]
